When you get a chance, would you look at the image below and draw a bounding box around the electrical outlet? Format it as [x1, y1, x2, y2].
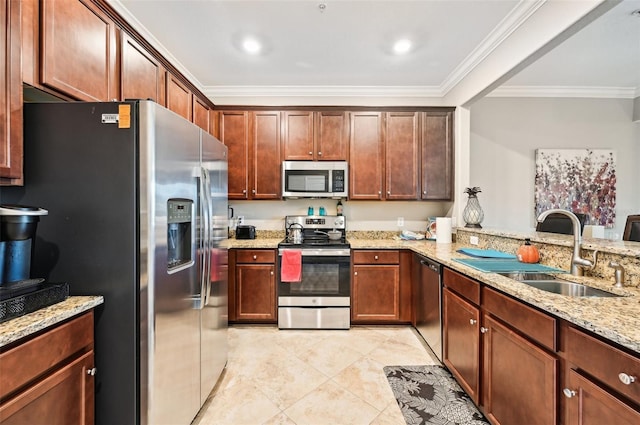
[397, 217, 404, 227]
[237, 216, 245, 225]
[470, 236, 479, 246]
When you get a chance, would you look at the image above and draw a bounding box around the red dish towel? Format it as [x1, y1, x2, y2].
[281, 250, 302, 282]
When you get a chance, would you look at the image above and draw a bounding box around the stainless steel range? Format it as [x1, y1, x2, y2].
[278, 215, 350, 329]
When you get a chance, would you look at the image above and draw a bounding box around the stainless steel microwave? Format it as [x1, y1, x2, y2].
[282, 161, 348, 198]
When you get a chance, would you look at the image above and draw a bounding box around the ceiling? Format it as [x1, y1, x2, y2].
[110, 0, 640, 104]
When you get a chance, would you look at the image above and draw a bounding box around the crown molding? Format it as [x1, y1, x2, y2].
[488, 85, 638, 99]
[202, 85, 443, 98]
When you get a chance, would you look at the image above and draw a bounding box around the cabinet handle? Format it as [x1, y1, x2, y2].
[253, 255, 257, 260]
[252, 189, 256, 194]
[423, 190, 427, 195]
[374, 255, 379, 260]
[354, 271, 358, 276]
[563, 388, 577, 398]
[387, 191, 391, 195]
[270, 271, 274, 275]
[318, 151, 322, 156]
[619, 373, 637, 385]
[480, 327, 488, 333]
[469, 319, 477, 325]
[86, 367, 97, 376]
[242, 189, 247, 194]
[309, 151, 313, 155]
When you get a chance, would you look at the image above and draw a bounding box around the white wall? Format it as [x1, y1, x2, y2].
[229, 199, 452, 232]
[469, 97, 639, 236]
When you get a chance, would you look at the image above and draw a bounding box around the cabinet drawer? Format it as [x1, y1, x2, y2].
[0, 311, 94, 400]
[236, 249, 275, 264]
[483, 287, 556, 351]
[565, 325, 640, 402]
[443, 268, 480, 305]
[352, 250, 399, 264]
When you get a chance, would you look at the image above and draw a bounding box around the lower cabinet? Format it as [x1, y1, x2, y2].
[351, 250, 411, 323]
[0, 311, 96, 424]
[229, 249, 277, 323]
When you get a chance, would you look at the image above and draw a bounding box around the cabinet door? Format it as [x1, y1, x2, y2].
[250, 111, 281, 199]
[482, 315, 557, 425]
[0, 351, 95, 425]
[282, 111, 314, 160]
[1, 0, 22, 182]
[352, 264, 400, 322]
[315, 111, 349, 160]
[564, 369, 640, 425]
[235, 264, 276, 321]
[120, 33, 165, 104]
[193, 96, 210, 133]
[421, 111, 453, 200]
[385, 112, 419, 200]
[443, 288, 480, 403]
[349, 112, 383, 199]
[219, 111, 249, 199]
[166, 74, 192, 121]
[41, 0, 118, 101]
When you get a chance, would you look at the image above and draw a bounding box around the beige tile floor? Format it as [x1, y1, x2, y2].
[194, 325, 439, 425]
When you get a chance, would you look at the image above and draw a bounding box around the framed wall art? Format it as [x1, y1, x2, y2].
[534, 149, 616, 227]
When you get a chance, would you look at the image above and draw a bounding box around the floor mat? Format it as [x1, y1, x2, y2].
[384, 365, 489, 425]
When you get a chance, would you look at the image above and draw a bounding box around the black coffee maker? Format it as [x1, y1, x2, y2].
[0, 204, 48, 284]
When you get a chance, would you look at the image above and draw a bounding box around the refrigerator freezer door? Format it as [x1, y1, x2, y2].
[199, 130, 229, 404]
[139, 102, 201, 425]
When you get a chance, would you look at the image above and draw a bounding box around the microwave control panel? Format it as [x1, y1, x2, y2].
[331, 170, 345, 192]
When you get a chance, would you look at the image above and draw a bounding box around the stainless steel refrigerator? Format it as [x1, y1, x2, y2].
[3, 100, 228, 424]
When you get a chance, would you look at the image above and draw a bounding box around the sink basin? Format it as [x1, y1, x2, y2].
[497, 272, 621, 298]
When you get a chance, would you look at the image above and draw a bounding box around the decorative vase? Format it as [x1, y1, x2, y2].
[463, 194, 484, 228]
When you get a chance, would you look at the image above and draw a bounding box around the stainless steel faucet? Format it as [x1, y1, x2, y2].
[536, 209, 598, 276]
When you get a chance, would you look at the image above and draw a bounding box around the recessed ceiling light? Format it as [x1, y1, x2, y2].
[242, 38, 261, 54]
[393, 39, 412, 55]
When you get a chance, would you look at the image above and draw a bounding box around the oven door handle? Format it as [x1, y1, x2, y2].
[278, 248, 350, 257]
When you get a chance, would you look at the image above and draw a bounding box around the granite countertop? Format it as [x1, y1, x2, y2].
[223, 236, 640, 353]
[0, 296, 104, 348]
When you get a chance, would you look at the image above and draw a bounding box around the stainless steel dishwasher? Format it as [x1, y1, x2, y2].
[415, 256, 443, 361]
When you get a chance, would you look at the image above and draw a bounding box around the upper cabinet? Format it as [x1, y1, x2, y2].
[249, 111, 281, 199]
[349, 112, 384, 200]
[385, 112, 419, 200]
[421, 111, 454, 200]
[282, 111, 349, 161]
[219, 111, 250, 199]
[1, 0, 22, 184]
[40, 0, 118, 101]
[166, 74, 192, 121]
[120, 33, 166, 105]
[192, 96, 210, 133]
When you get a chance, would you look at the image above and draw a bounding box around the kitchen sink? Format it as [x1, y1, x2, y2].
[497, 272, 621, 298]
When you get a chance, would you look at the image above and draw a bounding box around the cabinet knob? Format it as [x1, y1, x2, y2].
[354, 271, 358, 276]
[270, 271, 274, 275]
[563, 388, 577, 398]
[252, 189, 256, 194]
[318, 151, 322, 156]
[378, 191, 382, 195]
[309, 151, 313, 155]
[469, 319, 477, 325]
[253, 255, 257, 260]
[242, 189, 247, 194]
[423, 190, 427, 195]
[619, 373, 637, 385]
[86, 367, 97, 376]
[480, 327, 488, 333]
[374, 255, 379, 260]
[387, 191, 391, 195]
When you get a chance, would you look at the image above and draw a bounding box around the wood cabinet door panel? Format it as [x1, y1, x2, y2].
[121, 33, 164, 104]
[1, 0, 22, 181]
[443, 268, 480, 305]
[421, 112, 453, 200]
[385, 112, 419, 200]
[352, 265, 400, 321]
[349, 112, 383, 199]
[250, 111, 281, 199]
[315, 111, 348, 160]
[283, 111, 314, 160]
[236, 264, 276, 321]
[482, 315, 557, 425]
[41, 0, 117, 101]
[220, 111, 249, 199]
[166, 74, 192, 121]
[193, 96, 210, 132]
[0, 351, 94, 425]
[443, 288, 480, 403]
[565, 369, 640, 425]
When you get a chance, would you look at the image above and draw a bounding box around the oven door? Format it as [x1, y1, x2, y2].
[278, 249, 350, 306]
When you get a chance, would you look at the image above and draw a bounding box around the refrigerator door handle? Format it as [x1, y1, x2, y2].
[203, 167, 213, 306]
[197, 167, 210, 309]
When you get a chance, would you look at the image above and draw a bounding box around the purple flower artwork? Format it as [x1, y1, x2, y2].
[534, 149, 616, 227]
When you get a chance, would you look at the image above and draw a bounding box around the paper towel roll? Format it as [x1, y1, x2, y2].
[436, 217, 452, 244]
